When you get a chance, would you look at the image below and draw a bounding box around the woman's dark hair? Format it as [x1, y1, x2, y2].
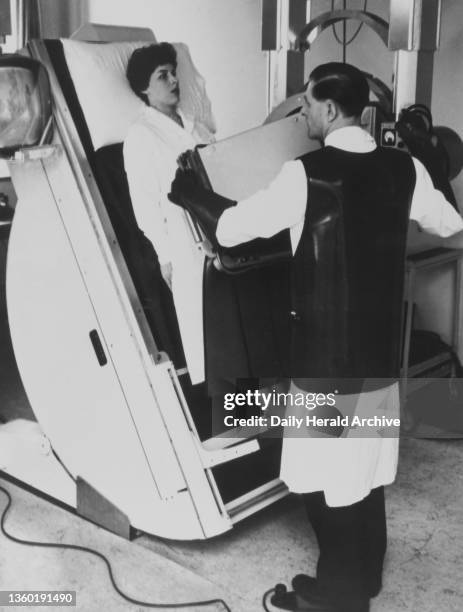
[309, 62, 369, 117]
[126, 42, 177, 105]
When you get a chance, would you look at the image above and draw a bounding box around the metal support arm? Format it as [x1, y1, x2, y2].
[296, 9, 389, 52]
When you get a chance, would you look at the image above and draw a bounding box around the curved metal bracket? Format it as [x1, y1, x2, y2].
[296, 9, 389, 52]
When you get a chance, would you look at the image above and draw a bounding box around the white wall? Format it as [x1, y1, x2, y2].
[87, 0, 269, 138]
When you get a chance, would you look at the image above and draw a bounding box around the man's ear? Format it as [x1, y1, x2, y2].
[325, 99, 338, 123]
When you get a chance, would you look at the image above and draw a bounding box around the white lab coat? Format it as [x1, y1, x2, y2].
[280, 381, 401, 506]
[217, 126, 463, 506]
[124, 106, 213, 383]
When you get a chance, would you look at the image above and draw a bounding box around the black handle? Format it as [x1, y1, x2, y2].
[89, 329, 107, 367]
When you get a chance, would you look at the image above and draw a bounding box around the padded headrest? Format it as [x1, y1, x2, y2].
[61, 38, 216, 150]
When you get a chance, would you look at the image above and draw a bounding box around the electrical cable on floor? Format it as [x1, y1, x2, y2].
[0, 485, 231, 611]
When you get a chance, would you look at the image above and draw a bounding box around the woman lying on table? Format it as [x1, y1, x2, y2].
[124, 42, 214, 385]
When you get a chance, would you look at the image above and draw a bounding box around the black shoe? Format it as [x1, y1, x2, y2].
[341, 599, 370, 612]
[367, 581, 382, 599]
[293, 577, 372, 611]
[270, 586, 337, 611]
[270, 584, 298, 610]
[291, 574, 317, 600]
[270, 588, 298, 611]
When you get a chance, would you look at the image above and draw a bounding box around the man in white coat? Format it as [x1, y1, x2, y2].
[169, 63, 463, 612]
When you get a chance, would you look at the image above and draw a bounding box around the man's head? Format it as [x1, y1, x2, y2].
[300, 62, 369, 142]
[127, 43, 179, 111]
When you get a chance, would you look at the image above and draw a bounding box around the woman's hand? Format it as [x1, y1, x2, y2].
[161, 262, 173, 291]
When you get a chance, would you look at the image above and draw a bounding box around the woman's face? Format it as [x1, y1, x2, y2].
[143, 63, 179, 112]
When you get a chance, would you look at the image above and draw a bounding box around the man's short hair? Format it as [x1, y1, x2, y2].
[126, 42, 177, 105]
[309, 62, 369, 117]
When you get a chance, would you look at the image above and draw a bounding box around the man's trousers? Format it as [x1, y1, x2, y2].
[302, 486, 386, 609]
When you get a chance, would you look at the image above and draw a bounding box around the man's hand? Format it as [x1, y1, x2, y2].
[168, 168, 204, 209]
[168, 168, 236, 248]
